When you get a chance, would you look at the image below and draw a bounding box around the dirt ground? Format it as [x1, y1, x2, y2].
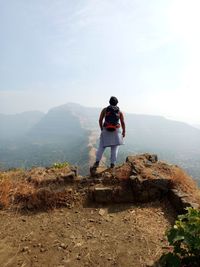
[0, 200, 176, 267]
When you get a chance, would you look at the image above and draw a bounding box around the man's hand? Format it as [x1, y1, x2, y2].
[99, 108, 106, 132]
[120, 112, 126, 138]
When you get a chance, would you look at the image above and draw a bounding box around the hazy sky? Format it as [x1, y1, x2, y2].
[0, 0, 200, 124]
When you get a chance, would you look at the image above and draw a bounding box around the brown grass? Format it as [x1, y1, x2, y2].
[0, 174, 35, 209]
[0, 178, 13, 208]
[0, 168, 75, 211]
[0, 177, 75, 210]
[171, 166, 197, 191]
[170, 166, 200, 203]
[1, 155, 199, 211]
[126, 154, 200, 205]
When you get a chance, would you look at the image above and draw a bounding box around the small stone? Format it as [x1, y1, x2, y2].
[60, 233, 66, 238]
[63, 259, 71, 264]
[103, 172, 112, 179]
[86, 234, 93, 239]
[89, 219, 95, 222]
[60, 243, 67, 249]
[99, 209, 106, 216]
[146, 260, 154, 266]
[132, 169, 138, 175]
[75, 242, 82, 247]
[22, 246, 29, 252]
[22, 218, 26, 222]
[40, 248, 45, 252]
[76, 254, 81, 260]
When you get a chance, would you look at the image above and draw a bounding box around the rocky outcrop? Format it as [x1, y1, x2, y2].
[27, 165, 77, 186]
[89, 153, 200, 213]
[0, 154, 199, 213]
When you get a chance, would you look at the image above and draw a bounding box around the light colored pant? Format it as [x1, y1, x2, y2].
[96, 144, 119, 164]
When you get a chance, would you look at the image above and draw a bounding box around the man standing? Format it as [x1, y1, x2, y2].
[93, 96, 125, 168]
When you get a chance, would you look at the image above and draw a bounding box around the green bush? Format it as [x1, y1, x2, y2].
[52, 162, 69, 169]
[160, 207, 200, 267]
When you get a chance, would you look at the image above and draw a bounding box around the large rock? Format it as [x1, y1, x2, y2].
[27, 165, 77, 186]
[89, 153, 200, 212]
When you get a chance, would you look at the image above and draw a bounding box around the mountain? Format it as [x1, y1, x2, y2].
[124, 114, 200, 154]
[0, 103, 200, 181]
[0, 105, 89, 173]
[122, 114, 200, 182]
[0, 111, 44, 139]
[193, 124, 200, 130]
[28, 104, 87, 141]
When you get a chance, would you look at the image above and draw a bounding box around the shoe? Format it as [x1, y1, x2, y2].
[110, 163, 115, 168]
[93, 161, 99, 168]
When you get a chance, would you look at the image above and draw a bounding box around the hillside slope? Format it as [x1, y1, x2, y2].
[0, 103, 200, 180]
[0, 111, 44, 139]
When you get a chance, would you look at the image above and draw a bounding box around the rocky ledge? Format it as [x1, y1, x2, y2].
[89, 153, 200, 213]
[0, 153, 199, 213]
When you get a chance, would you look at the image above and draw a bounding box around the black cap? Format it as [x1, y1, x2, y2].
[109, 96, 118, 106]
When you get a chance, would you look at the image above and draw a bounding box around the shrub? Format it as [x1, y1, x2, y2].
[160, 207, 200, 267]
[52, 162, 69, 169]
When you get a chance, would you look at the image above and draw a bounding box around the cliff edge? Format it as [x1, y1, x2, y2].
[0, 153, 199, 267]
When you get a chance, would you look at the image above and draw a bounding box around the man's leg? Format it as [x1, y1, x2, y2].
[110, 145, 119, 167]
[94, 142, 106, 167]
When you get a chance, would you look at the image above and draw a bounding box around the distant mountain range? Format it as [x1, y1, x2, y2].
[0, 111, 44, 139]
[0, 103, 200, 182]
[193, 124, 200, 130]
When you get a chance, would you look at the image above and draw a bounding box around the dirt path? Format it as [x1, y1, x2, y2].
[0, 200, 176, 267]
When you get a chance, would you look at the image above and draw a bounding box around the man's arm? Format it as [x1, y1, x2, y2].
[99, 108, 106, 131]
[120, 112, 126, 137]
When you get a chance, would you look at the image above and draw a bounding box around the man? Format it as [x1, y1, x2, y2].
[93, 96, 125, 168]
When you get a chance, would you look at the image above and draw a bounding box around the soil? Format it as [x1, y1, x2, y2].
[2, 153, 196, 267]
[0, 200, 176, 267]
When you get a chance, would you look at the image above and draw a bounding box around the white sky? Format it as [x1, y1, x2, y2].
[0, 0, 200, 124]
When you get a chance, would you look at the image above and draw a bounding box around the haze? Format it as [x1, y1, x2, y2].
[0, 0, 199, 124]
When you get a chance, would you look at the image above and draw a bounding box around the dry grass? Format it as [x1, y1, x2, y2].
[0, 168, 75, 211]
[126, 154, 200, 205]
[1, 154, 199, 211]
[0, 177, 74, 210]
[171, 166, 197, 191]
[0, 172, 35, 209]
[170, 166, 200, 203]
[0, 177, 13, 208]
